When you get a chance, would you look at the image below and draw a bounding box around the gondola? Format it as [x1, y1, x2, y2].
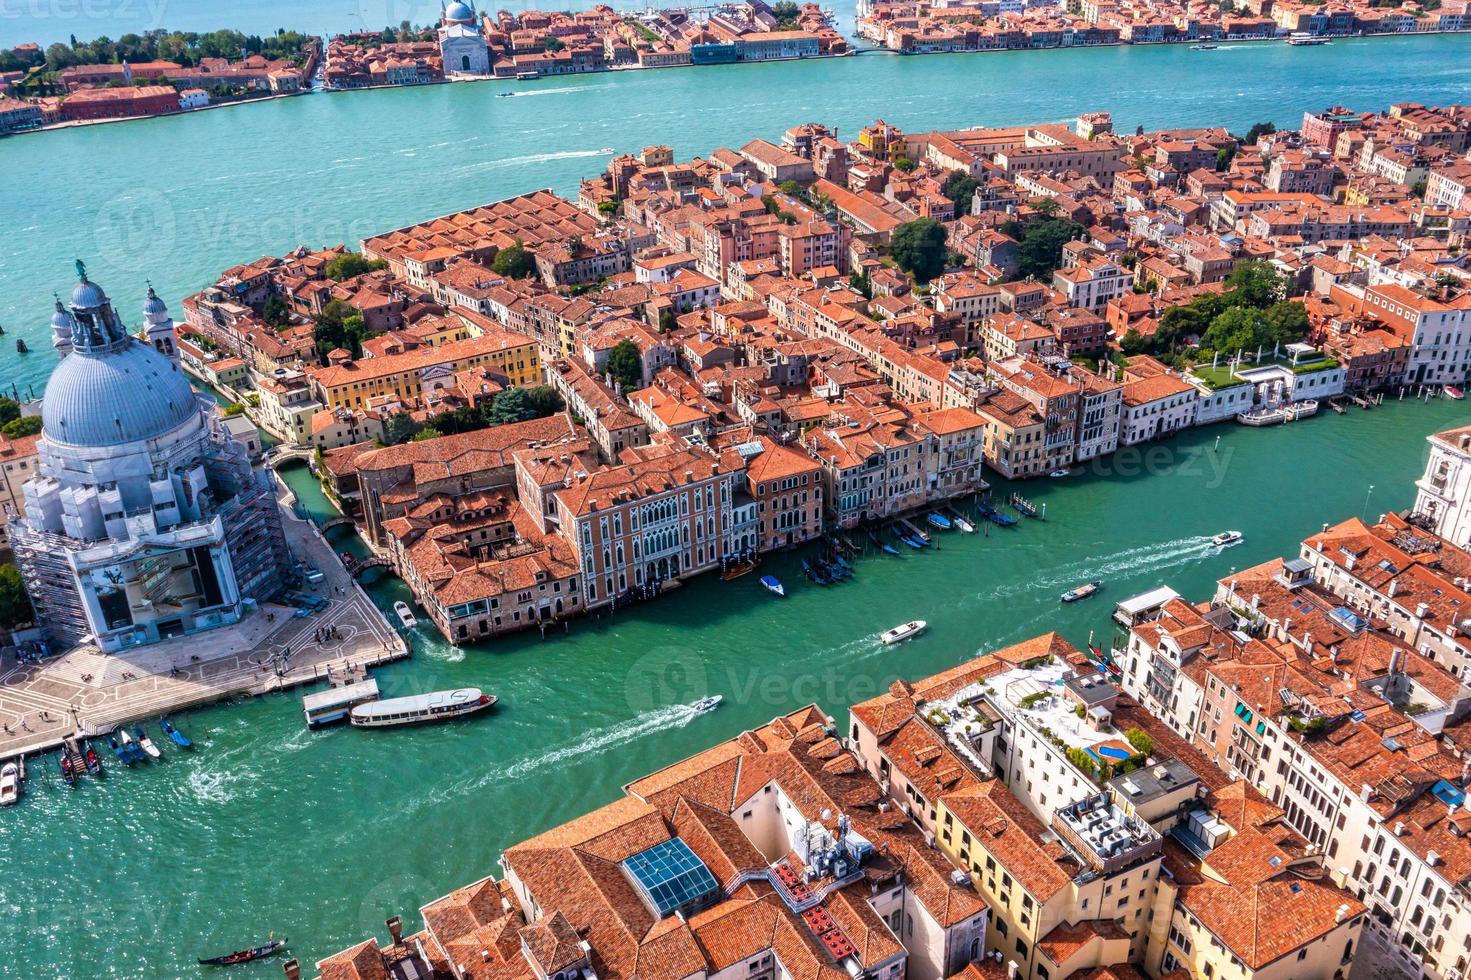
[198, 938, 287, 966]
[161, 719, 193, 748]
[867, 530, 901, 556]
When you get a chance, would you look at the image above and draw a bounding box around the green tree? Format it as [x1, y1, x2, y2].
[486, 385, 564, 425]
[0, 397, 19, 427]
[1120, 328, 1148, 355]
[411, 426, 443, 441]
[262, 293, 292, 328]
[941, 169, 979, 216]
[605, 339, 644, 393]
[1243, 121, 1276, 145]
[1016, 217, 1085, 280]
[1, 416, 42, 438]
[890, 218, 949, 283]
[1033, 197, 1061, 218]
[778, 179, 803, 197]
[1215, 145, 1236, 171]
[492, 240, 536, 279]
[384, 412, 423, 445]
[324, 252, 388, 281]
[544, 36, 565, 51]
[1223, 259, 1285, 308]
[892, 156, 916, 172]
[313, 299, 367, 361]
[1203, 305, 1271, 355]
[0, 563, 32, 629]
[597, 200, 619, 217]
[849, 269, 872, 299]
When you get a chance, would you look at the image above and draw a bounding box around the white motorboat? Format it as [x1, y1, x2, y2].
[952, 514, 976, 533]
[1212, 530, 1244, 548]
[693, 695, 723, 712]
[881, 620, 928, 645]
[1049, 469, 1072, 479]
[134, 726, 162, 760]
[0, 761, 20, 806]
[393, 601, 417, 630]
[350, 688, 495, 728]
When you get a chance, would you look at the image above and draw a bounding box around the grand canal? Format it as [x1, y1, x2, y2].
[1, 5, 1470, 972]
[1, 392, 1463, 977]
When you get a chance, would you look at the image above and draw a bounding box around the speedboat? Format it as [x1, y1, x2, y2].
[1190, 42, 1218, 49]
[1212, 530, 1244, 548]
[880, 620, 928, 645]
[198, 938, 287, 966]
[1049, 469, 1071, 479]
[0, 761, 20, 806]
[926, 513, 952, 531]
[760, 575, 786, 597]
[350, 689, 496, 728]
[393, 600, 417, 630]
[134, 726, 162, 760]
[1061, 580, 1103, 603]
[693, 695, 723, 712]
[952, 514, 976, 533]
[495, 91, 514, 97]
[1448, 386, 1465, 401]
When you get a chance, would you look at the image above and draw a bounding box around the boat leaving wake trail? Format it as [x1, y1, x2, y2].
[989, 536, 1214, 598]
[498, 701, 702, 783]
[503, 85, 599, 97]
[454, 148, 613, 175]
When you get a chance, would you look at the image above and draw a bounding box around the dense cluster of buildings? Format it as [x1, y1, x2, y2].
[321, 0, 845, 89]
[307, 424, 1471, 980]
[855, 0, 1471, 53]
[172, 101, 1471, 650]
[0, 42, 318, 132]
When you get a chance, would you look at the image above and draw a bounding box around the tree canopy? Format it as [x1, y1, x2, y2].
[1014, 216, 1085, 281]
[41, 29, 315, 70]
[1, 415, 42, 438]
[381, 386, 564, 445]
[325, 252, 388, 282]
[889, 218, 949, 283]
[0, 563, 32, 630]
[492, 241, 536, 280]
[941, 170, 979, 216]
[606, 340, 644, 393]
[313, 298, 367, 361]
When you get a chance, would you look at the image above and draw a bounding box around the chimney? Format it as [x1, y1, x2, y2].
[1394, 821, 1406, 836]
[1360, 783, 1373, 802]
[1416, 602, 1430, 619]
[1388, 579, 1398, 597]
[1428, 850, 1440, 867]
[1007, 962, 1021, 980]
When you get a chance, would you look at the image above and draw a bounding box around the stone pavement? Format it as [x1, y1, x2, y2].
[0, 503, 406, 762]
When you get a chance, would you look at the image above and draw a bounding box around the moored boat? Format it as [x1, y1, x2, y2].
[926, 512, 952, 531]
[161, 719, 193, 748]
[198, 938, 287, 966]
[350, 688, 496, 728]
[393, 600, 418, 629]
[0, 761, 20, 806]
[802, 559, 831, 584]
[1448, 386, 1465, 401]
[880, 620, 928, 645]
[693, 695, 722, 712]
[1061, 580, 1103, 603]
[1212, 530, 1244, 548]
[59, 755, 77, 786]
[117, 727, 147, 762]
[950, 511, 976, 533]
[1049, 469, 1071, 478]
[109, 735, 135, 764]
[720, 558, 760, 581]
[134, 726, 162, 760]
[760, 575, 786, 597]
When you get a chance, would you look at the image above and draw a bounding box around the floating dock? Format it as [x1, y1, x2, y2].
[303, 678, 381, 728]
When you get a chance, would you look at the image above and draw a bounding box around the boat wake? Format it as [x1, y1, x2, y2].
[503, 84, 599, 97]
[185, 768, 236, 805]
[499, 701, 701, 783]
[454, 148, 613, 174]
[986, 536, 1215, 599]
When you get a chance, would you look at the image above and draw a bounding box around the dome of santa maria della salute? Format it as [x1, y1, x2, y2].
[40, 264, 199, 448]
[42, 339, 198, 448]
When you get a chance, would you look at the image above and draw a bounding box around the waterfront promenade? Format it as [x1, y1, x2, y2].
[0, 500, 405, 763]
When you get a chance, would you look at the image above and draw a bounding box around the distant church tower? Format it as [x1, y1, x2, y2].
[141, 284, 179, 366]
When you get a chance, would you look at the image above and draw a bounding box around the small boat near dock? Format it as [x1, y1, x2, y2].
[1049, 469, 1071, 479]
[893, 528, 925, 550]
[161, 719, 193, 748]
[393, 600, 418, 630]
[880, 620, 928, 645]
[198, 938, 288, 966]
[802, 559, 831, 584]
[1061, 580, 1102, 603]
[947, 508, 976, 533]
[1447, 386, 1465, 401]
[0, 760, 21, 806]
[897, 517, 931, 544]
[926, 512, 952, 531]
[350, 688, 496, 728]
[1008, 493, 1040, 519]
[134, 726, 162, 760]
[867, 529, 902, 554]
[1212, 530, 1244, 548]
[720, 557, 760, 580]
[116, 727, 146, 762]
[760, 575, 786, 597]
[977, 502, 1018, 527]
